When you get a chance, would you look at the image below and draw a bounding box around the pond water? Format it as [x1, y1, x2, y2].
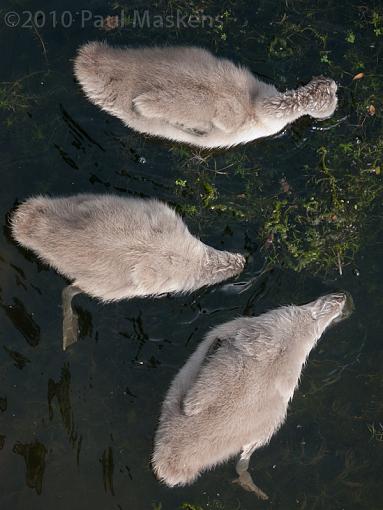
[0, 1, 382, 509]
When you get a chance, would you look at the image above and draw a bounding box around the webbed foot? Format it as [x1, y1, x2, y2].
[62, 284, 82, 351]
[232, 471, 269, 500]
[63, 309, 79, 351]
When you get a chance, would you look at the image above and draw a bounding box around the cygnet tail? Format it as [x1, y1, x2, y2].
[201, 247, 246, 287]
[74, 41, 120, 111]
[152, 426, 201, 488]
[10, 196, 50, 249]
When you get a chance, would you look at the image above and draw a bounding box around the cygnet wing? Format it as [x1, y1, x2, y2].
[182, 331, 257, 416]
[132, 88, 247, 135]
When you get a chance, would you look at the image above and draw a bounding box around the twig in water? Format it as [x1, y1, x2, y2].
[337, 251, 343, 276]
[31, 21, 48, 66]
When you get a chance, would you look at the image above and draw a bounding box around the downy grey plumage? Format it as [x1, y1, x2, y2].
[74, 43, 338, 149]
[153, 293, 353, 498]
[10, 194, 245, 349]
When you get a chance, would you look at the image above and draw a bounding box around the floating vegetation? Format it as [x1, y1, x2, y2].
[259, 145, 383, 274]
[179, 501, 233, 510]
[172, 135, 382, 276]
[0, 79, 36, 128]
[0, 82, 30, 113]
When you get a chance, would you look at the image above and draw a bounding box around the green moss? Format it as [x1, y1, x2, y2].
[180, 501, 228, 510]
[199, 178, 218, 206]
[258, 142, 382, 274]
[175, 178, 187, 188]
[320, 51, 332, 65]
[346, 31, 356, 44]
[269, 36, 295, 58]
[372, 10, 383, 36]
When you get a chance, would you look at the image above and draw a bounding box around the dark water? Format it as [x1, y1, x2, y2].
[0, 1, 382, 509]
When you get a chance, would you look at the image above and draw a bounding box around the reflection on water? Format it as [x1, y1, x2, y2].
[0, 396, 7, 413]
[3, 345, 31, 369]
[1, 297, 40, 347]
[0, 0, 382, 508]
[100, 446, 115, 496]
[48, 363, 82, 457]
[13, 441, 47, 495]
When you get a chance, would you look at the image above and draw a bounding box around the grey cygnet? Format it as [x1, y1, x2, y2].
[74, 43, 338, 149]
[152, 293, 352, 499]
[10, 194, 245, 350]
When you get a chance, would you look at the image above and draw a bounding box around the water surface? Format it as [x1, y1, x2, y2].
[0, 1, 382, 509]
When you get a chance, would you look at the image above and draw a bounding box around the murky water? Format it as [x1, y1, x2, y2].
[0, 1, 382, 509]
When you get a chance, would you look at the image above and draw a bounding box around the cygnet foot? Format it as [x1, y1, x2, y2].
[232, 471, 269, 500]
[63, 309, 79, 351]
[62, 284, 82, 351]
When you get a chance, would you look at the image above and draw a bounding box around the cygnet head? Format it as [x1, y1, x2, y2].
[304, 76, 338, 119]
[219, 252, 247, 276]
[305, 292, 353, 336]
[202, 248, 246, 286]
